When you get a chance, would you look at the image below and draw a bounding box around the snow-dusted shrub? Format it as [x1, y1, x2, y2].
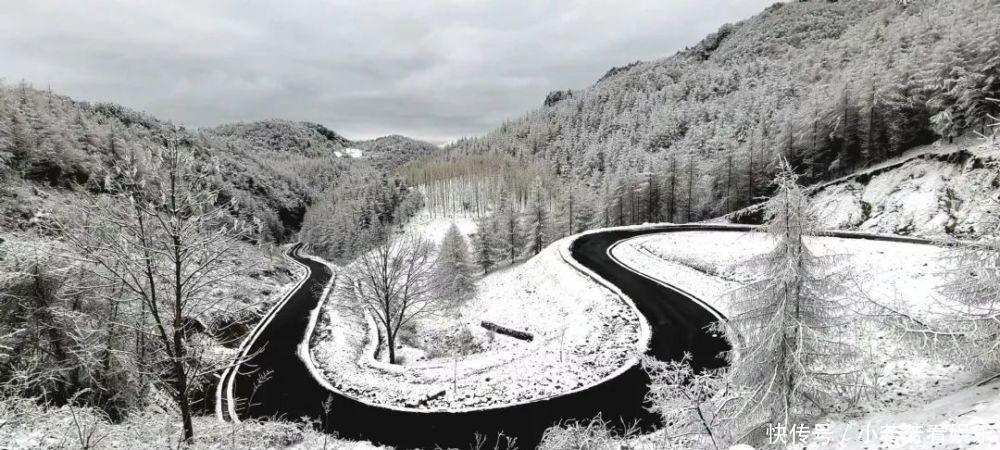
[538, 417, 638, 450]
[640, 354, 739, 450]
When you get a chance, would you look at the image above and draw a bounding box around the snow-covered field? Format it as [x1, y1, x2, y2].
[307, 210, 644, 410]
[615, 230, 1000, 450]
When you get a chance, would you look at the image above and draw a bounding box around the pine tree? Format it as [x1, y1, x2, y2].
[471, 217, 499, 274]
[572, 187, 597, 233]
[663, 155, 678, 223]
[436, 223, 477, 300]
[610, 177, 627, 226]
[726, 155, 735, 213]
[746, 134, 755, 208]
[716, 161, 866, 442]
[494, 191, 524, 265]
[882, 68, 931, 157]
[860, 80, 883, 164]
[646, 171, 661, 223]
[562, 187, 576, 236]
[0, 110, 11, 179]
[522, 185, 550, 256]
[831, 85, 860, 173]
[686, 155, 696, 223]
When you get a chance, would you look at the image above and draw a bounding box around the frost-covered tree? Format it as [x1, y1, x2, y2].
[340, 230, 441, 364]
[62, 140, 255, 442]
[300, 171, 422, 263]
[641, 354, 741, 450]
[715, 161, 865, 443]
[493, 194, 524, 265]
[661, 156, 679, 223]
[557, 187, 578, 237]
[0, 244, 145, 420]
[521, 184, 550, 256]
[938, 165, 1000, 375]
[471, 217, 500, 274]
[436, 223, 476, 300]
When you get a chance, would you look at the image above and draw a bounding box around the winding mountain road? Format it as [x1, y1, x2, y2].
[216, 225, 930, 449]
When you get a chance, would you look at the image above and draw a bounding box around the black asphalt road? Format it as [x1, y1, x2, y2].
[219, 225, 926, 448]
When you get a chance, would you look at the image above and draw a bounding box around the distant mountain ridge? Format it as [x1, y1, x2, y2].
[0, 84, 437, 240]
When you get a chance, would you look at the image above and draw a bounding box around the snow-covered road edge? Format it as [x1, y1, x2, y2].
[555, 229, 651, 367]
[217, 243, 309, 423]
[608, 236, 727, 322]
[295, 252, 343, 392]
[291, 248, 439, 412]
[296, 227, 663, 412]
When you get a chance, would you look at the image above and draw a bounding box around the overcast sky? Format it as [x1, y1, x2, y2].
[1, 0, 775, 145]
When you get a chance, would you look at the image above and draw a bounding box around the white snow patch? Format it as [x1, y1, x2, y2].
[344, 147, 363, 158]
[402, 209, 478, 245]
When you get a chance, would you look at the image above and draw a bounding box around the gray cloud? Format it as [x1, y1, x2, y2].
[0, 0, 775, 144]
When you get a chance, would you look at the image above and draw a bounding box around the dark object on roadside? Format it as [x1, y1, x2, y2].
[481, 321, 534, 341]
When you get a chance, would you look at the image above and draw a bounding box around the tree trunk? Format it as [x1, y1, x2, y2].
[726, 156, 734, 212]
[171, 330, 194, 441]
[568, 195, 574, 235]
[748, 136, 755, 207]
[686, 157, 694, 223]
[668, 158, 677, 222]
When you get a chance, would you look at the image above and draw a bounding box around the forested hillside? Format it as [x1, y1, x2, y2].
[0, 84, 433, 242]
[355, 135, 441, 171]
[406, 0, 999, 234]
[0, 83, 431, 446]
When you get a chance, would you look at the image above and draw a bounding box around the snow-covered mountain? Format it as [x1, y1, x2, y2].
[411, 0, 998, 226]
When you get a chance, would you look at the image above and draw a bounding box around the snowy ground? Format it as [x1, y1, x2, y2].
[810, 139, 1000, 239]
[615, 230, 1000, 450]
[308, 209, 644, 410]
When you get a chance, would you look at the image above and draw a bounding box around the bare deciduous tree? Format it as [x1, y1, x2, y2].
[61, 140, 254, 441]
[339, 229, 442, 364]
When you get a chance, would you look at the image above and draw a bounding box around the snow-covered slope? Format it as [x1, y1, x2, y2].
[615, 231, 1000, 450]
[809, 139, 1000, 238]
